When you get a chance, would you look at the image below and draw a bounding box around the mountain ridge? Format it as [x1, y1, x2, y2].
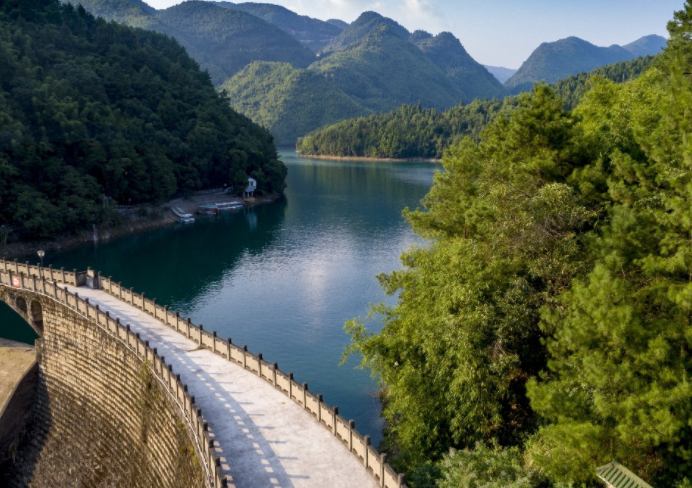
[506, 34, 666, 93]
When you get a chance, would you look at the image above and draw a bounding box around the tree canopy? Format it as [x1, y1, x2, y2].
[0, 0, 285, 239]
[345, 3, 692, 487]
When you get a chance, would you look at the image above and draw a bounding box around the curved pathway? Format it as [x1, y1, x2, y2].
[63, 285, 379, 488]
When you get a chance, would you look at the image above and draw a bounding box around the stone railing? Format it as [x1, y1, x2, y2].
[0, 259, 407, 488]
[0, 262, 225, 488]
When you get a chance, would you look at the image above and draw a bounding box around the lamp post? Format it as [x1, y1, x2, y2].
[37, 250, 45, 267]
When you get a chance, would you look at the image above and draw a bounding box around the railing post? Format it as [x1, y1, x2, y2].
[258, 353, 263, 377]
[187, 318, 192, 339]
[199, 324, 203, 345]
[317, 394, 322, 422]
[303, 383, 308, 409]
[380, 453, 386, 487]
[333, 406, 338, 435]
[364, 435, 370, 468]
[242, 346, 247, 369]
[348, 420, 354, 451]
[273, 362, 278, 386]
[212, 331, 217, 354]
[61, 267, 65, 283]
[288, 372, 293, 399]
[398, 474, 405, 488]
[227, 338, 232, 361]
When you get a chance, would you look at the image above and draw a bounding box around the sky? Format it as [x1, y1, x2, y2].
[145, 0, 685, 68]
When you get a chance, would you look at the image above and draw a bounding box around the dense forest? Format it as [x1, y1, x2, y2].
[0, 0, 286, 239]
[344, 3, 692, 487]
[298, 55, 655, 159]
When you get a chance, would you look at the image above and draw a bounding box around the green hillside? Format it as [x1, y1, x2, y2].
[0, 0, 285, 239]
[213, 1, 344, 52]
[506, 36, 636, 93]
[310, 24, 462, 112]
[297, 100, 512, 159]
[152, 2, 315, 85]
[298, 55, 656, 159]
[220, 62, 371, 145]
[64, 0, 156, 27]
[322, 11, 409, 53]
[67, 0, 316, 86]
[553, 55, 656, 110]
[413, 31, 507, 102]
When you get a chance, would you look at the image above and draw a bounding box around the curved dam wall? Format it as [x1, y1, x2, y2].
[0, 278, 212, 487]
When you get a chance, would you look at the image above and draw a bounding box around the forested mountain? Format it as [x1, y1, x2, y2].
[212, 1, 345, 52]
[484, 65, 517, 83]
[0, 0, 285, 239]
[412, 31, 506, 102]
[553, 55, 655, 109]
[505, 35, 656, 93]
[345, 3, 692, 487]
[66, 0, 316, 85]
[310, 24, 463, 112]
[623, 33, 667, 56]
[297, 100, 512, 159]
[322, 10, 410, 53]
[298, 55, 655, 159]
[224, 11, 508, 144]
[152, 2, 315, 85]
[220, 62, 371, 145]
[64, 0, 156, 27]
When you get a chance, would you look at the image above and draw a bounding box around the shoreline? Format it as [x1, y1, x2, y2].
[296, 153, 441, 163]
[0, 191, 279, 261]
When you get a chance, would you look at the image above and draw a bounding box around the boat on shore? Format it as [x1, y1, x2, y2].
[198, 202, 244, 215]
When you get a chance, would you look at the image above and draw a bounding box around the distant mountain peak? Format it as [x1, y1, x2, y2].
[505, 35, 656, 94]
[323, 10, 409, 53]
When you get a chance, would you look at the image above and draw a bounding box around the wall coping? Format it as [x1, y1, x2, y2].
[0, 259, 407, 488]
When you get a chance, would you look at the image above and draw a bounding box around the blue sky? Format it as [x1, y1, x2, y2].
[147, 0, 685, 68]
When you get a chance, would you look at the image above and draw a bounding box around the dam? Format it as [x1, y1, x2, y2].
[0, 259, 406, 488]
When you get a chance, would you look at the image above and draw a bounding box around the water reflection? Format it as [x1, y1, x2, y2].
[5, 151, 440, 444]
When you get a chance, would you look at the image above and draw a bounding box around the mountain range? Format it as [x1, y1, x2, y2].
[67, 0, 665, 145]
[505, 34, 666, 93]
[222, 11, 506, 144]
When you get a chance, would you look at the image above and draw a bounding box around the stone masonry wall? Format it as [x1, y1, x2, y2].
[1, 291, 205, 488]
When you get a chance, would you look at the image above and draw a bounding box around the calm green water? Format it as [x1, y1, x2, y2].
[0, 150, 440, 444]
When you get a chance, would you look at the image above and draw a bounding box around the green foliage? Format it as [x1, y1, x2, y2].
[299, 56, 654, 159]
[298, 99, 512, 159]
[344, 86, 594, 474]
[0, 0, 284, 239]
[553, 56, 656, 110]
[506, 37, 639, 94]
[526, 16, 692, 486]
[438, 444, 550, 488]
[343, 5, 692, 487]
[221, 62, 371, 146]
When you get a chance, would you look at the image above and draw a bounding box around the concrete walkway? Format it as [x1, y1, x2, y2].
[62, 286, 378, 488]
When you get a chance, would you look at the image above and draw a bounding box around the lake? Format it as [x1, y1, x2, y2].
[0, 150, 440, 445]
